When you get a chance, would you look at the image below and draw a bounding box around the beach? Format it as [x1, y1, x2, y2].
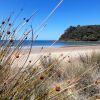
[12, 45, 100, 68]
[24, 45, 100, 53]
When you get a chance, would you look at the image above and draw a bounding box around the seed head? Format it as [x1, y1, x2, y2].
[68, 60, 71, 63]
[10, 39, 13, 43]
[23, 18, 26, 20]
[26, 19, 29, 22]
[7, 31, 10, 35]
[67, 80, 71, 84]
[40, 76, 44, 80]
[25, 37, 27, 39]
[9, 23, 11, 26]
[55, 86, 61, 92]
[2, 21, 5, 25]
[16, 55, 19, 58]
[44, 56, 46, 58]
[94, 80, 100, 85]
[29, 60, 31, 63]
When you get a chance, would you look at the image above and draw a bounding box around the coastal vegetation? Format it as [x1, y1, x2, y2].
[0, 46, 100, 99]
[0, 16, 100, 99]
[59, 25, 100, 41]
[0, 1, 100, 99]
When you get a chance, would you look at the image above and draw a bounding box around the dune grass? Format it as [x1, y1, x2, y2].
[0, 46, 100, 100]
[0, 1, 100, 99]
[0, 19, 100, 99]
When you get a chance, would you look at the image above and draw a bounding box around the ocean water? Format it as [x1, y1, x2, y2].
[15, 40, 100, 48]
[0, 40, 100, 48]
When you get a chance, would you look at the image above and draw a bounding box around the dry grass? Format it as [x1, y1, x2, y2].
[0, 31, 100, 100]
[0, 38, 100, 100]
[0, 1, 100, 99]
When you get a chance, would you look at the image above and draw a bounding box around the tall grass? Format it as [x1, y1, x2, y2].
[0, 0, 100, 99]
[1, 46, 100, 100]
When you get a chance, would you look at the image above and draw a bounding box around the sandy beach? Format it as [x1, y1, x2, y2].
[24, 45, 100, 53]
[12, 45, 100, 68]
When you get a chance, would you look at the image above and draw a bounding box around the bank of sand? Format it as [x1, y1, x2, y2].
[12, 45, 100, 68]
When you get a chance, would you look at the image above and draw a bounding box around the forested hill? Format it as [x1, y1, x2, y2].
[59, 25, 100, 41]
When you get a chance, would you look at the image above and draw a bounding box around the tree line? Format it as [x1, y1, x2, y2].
[59, 25, 100, 41]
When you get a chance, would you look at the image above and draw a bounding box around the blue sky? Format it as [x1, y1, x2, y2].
[0, 0, 100, 40]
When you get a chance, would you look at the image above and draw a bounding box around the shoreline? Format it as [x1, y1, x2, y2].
[22, 45, 100, 53]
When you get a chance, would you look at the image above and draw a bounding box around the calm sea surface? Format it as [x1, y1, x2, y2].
[1, 40, 100, 48]
[16, 40, 100, 48]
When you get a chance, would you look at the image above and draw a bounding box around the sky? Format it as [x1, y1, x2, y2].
[0, 0, 100, 40]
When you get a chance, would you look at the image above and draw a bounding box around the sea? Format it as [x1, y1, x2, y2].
[15, 40, 100, 48]
[0, 40, 100, 48]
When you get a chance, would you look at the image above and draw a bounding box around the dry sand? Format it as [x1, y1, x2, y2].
[12, 45, 100, 68]
[22, 45, 100, 53]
